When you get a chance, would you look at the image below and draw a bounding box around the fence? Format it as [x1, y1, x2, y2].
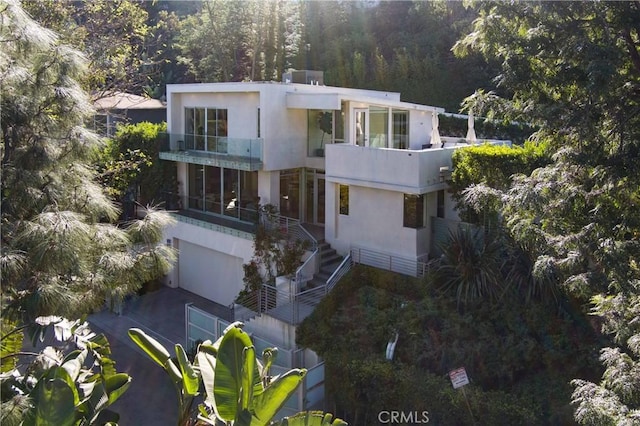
[350, 246, 434, 278]
[185, 303, 326, 417]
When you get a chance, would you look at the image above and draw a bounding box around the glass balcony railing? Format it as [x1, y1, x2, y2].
[159, 133, 263, 171]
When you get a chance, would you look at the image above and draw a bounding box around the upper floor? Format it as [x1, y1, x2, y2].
[160, 74, 505, 193]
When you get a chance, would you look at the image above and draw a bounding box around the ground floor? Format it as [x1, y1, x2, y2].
[166, 163, 459, 305]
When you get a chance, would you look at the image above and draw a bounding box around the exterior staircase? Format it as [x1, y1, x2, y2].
[305, 240, 343, 290]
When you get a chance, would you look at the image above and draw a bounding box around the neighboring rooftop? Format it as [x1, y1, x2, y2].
[94, 92, 166, 111]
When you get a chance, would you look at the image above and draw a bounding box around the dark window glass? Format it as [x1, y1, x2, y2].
[339, 185, 349, 215]
[403, 194, 425, 228]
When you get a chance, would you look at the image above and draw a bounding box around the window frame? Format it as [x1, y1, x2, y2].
[403, 193, 425, 229]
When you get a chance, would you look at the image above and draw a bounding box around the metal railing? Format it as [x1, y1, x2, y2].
[326, 254, 353, 293]
[263, 214, 318, 252]
[350, 246, 435, 278]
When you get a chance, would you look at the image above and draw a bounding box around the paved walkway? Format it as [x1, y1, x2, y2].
[88, 286, 232, 425]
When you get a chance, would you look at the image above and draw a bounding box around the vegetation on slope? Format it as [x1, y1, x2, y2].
[298, 265, 601, 425]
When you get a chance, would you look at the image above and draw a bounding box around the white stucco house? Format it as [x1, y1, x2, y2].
[158, 71, 512, 413]
[159, 71, 505, 317]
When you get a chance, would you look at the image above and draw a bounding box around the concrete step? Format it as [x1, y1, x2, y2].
[321, 253, 342, 267]
[319, 247, 336, 258]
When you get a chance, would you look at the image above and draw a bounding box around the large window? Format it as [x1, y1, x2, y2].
[392, 110, 408, 149]
[184, 107, 227, 152]
[339, 185, 349, 215]
[369, 106, 388, 148]
[187, 164, 258, 222]
[403, 194, 425, 228]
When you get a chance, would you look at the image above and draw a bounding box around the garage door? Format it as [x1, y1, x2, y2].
[177, 240, 243, 306]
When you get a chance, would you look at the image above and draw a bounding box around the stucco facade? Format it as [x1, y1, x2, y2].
[160, 78, 491, 305]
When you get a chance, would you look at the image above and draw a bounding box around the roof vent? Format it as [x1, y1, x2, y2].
[282, 70, 324, 85]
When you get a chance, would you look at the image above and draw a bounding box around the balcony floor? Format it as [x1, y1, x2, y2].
[160, 150, 262, 171]
[175, 209, 257, 234]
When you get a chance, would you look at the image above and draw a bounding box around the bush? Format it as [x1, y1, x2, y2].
[298, 265, 600, 425]
[450, 141, 550, 224]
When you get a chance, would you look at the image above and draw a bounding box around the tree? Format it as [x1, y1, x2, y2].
[129, 322, 346, 426]
[22, 0, 156, 98]
[454, 2, 640, 423]
[1, 317, 130, 425]
[94, 121, 177, 215]
[176, 0, 300, 83]
[1, 0, 174, 326]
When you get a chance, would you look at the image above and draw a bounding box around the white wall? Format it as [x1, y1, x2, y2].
[326, 144, 453, 194]
[260, 86, 308, 171]
[243, 314, 297, 352]
[177, 240, 243, 305]
[326, 184, 421, 259]
[163, 220, 255, 305]
[409, 110, 434, 150]
[169, 92, 260, 139]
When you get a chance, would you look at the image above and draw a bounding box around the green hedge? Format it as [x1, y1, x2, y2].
[298, 265, 600, 425]
[450, 141, 551, 223]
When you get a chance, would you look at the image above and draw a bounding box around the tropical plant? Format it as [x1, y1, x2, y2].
[1, 317, 130, 426]
[129, 322, 344, 426]
[128, 328, 198, 426]
[273, 411, 346, 426]
[433, 228, 505, 306]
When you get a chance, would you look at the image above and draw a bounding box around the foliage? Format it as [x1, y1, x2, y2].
[176, 0, 300, 83]
[22, 0, 153, 97]
[450, 141, 550, 224]
[432, 228, 505, 306]
[129, 322, 343, 426]
[1, 317, 130, 425]
[94, 121, 176, 209]
[0, 0, 175, 323]
[273, 412, 346, 426]
[297, 1, 499, 111]
[298, 265, 600, 425]
[454, 1, 640, 422]
[438, 114, 536, 145]
[237, 206, 310, 308]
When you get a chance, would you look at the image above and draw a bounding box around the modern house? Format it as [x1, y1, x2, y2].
[159, 71, 511, 309]
[159, 71, 510, 414]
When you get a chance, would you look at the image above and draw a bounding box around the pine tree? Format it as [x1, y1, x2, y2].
[454, 2, 640, 423]
[0, 0, 174, 324]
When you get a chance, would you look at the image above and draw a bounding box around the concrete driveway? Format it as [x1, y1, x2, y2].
[88, 287, 232, 425]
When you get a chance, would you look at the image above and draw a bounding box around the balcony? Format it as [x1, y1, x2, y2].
[325, 139, 509, 194]
[159, 133, 263, 171]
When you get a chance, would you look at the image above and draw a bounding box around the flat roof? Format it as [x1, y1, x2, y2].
[94, 92, 166, 110]
[166, 81, 444, 112]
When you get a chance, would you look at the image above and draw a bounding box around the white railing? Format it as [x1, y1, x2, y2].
[326, 254, 353, 293]
[350, 246, 434, 278]
[295, 248, 318, 287]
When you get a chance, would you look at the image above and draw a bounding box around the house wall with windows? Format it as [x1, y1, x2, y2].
[161, 79, 498, 306]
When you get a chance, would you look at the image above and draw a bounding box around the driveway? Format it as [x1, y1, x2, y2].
[88, 287, 232, 425]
